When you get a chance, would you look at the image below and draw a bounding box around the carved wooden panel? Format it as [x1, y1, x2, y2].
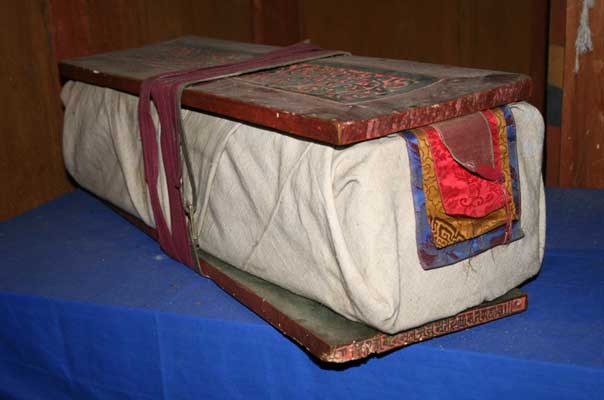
[59, 36, 531, 145]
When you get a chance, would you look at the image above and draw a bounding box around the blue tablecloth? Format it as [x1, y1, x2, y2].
[1, 188, 602, 400]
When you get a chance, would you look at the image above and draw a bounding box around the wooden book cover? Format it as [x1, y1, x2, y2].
[59, 36, 531, 145]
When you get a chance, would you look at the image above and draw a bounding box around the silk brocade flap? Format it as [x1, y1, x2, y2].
[402, 105, 523, 270]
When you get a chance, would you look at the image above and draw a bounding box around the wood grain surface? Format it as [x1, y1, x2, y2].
[59, 36, 531, 145]
[298, 0, 547, 111]
[0, 1, 72, 221]
[545, 0, 567, 186]
[48, 0, 253, 61]
[560, 0, 604, 187]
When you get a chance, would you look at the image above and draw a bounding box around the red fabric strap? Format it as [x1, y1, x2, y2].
[138, 43, 343, 267]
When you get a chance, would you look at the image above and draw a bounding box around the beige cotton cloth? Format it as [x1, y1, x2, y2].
[62, 81, 546, 334]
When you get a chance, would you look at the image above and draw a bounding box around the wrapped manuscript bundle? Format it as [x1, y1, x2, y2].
[60, 37, 544, 361]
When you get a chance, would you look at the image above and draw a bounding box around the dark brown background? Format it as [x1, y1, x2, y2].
[1, 0, 601, 221]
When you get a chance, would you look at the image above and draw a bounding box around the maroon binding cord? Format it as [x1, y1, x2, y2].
[138, 43, 345, 268]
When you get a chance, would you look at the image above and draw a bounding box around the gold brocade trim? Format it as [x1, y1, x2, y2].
[413, 108, 517, 248]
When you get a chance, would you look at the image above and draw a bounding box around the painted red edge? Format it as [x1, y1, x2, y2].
[326, 295, 528, 362]
[58, 62, 531, 145]
[340, 79, 533, 143]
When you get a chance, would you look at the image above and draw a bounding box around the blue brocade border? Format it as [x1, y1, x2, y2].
[402, 105, 524, 270]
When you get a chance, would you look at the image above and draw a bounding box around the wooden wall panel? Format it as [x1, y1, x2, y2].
[560, 0, 604, 187]
[298, 0, 547, 111]
[299, 1, 461, 64]
[545, 0, 567, 186]
[252, 0, 301, 45]
[49, 0, 253, 61]
[457, 0, 547, 111]
[0, 0, 72, 221]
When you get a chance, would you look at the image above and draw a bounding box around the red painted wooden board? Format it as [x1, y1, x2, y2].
[59, 36, 532, 145]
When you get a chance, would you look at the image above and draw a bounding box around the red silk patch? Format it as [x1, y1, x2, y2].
[424, 112, 505, 218]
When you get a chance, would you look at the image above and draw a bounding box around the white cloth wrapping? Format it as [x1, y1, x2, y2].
[62, 81, 546, 333]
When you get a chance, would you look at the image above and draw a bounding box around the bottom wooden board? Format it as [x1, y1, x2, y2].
[115, 207, 527, 363]
[197, 251, 527, 363]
